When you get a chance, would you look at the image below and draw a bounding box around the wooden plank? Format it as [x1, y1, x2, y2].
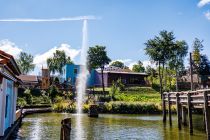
[191, 101, 204, 104]
[187, 93, 193, 134]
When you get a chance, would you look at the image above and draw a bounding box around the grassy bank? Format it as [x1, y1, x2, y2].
[52, 87, 164, 114]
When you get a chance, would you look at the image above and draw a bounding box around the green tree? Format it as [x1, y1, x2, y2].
[145, 30, 175, 97]
[87, 45, 111, 93]
[192, 38, 204, 84]
[17, 52, 35, 74]
[47, 50, 73, 74]
[199, 55, 210, 75]
[110, 61, 125, 69]
[168, 40, 188, 91]
[48, 85, 60, 102]
[146, 66, 157, 85]
[132, 61, 145, 72]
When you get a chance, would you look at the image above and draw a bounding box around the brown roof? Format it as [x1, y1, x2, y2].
[0, 50, 21, 75]
[18, 75, 38, 83]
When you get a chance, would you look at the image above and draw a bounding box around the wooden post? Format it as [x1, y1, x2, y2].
[88, 104, 99, 117]
[182, 106, 187, 126]
[176, 93, 181, 130]
[190, 53, 194, 91]
[203, 108, 206, 131]
[204, 91, 210, 140]
[162, 93, 167, 122]
[60, 118, 71, 140]
[168, 93, 172, 126]
[187, 93, 193, 134]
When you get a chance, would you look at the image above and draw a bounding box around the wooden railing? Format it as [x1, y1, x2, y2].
[162, 89, 210, 140]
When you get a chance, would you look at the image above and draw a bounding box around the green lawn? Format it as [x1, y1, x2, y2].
[91, 86, 161, 103]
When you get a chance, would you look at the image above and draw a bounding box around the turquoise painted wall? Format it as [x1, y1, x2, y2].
[62, 64, 95, 87]
[4, 80, 13, 131]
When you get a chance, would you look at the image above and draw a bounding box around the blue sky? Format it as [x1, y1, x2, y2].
[0, 0, 210, 74]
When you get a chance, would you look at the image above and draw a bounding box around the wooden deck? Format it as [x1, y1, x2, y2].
[162, 89, 210, 140]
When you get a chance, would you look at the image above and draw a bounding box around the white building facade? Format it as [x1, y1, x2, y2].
[0, 50, 21, 136]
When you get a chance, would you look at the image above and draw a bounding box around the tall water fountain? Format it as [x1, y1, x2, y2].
[75, 19, 89, 139]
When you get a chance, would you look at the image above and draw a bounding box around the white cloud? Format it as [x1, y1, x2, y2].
[198, 0, 210, 7]
[142, 60, 157, 68]
[33, 43, 80, 68]
[205, 11, 210, 20]
[0, 39, 22, 58]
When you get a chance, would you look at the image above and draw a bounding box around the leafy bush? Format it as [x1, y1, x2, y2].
[48, 85, 60, 102]
[54, 96, 63, 103]
[24, 89, 33, 104]
[17, 97, 27, 107]
[99, 101, 161, 114]
[30, 88, 42, 97]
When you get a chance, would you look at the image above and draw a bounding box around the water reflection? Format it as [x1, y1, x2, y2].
[15, 113, 206, 140]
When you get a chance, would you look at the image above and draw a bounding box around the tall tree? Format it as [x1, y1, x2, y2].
[47, 50, 73, 74]
[132, 60, 145, 72]
[192, 38, 204, 84]
[145, 30, 175, 97]
[87, 45, 111, 93]
[168, 40, 188, 91]
[110, 61, 125, 69]
[17, 52, 35, 74]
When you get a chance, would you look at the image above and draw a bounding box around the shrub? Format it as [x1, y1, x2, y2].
[31, 88, 42, 97]
[99, 101, 161, 114]
[24, 89, 33, 104]
[48, 85, 60, 102]
[17, 97, 27, 107]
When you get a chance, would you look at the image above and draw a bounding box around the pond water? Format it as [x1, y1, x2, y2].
[15, 113, 206, 140]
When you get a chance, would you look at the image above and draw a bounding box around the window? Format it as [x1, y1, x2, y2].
[74, 68, 78, 74]
[5, 95, 8, 118]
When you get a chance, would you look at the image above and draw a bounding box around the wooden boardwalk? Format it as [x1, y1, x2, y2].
[162, 89, 210, 139]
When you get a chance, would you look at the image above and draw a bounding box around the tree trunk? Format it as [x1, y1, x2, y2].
[164, 67, 167, 91]
[158, 61, 163, 99]
[176, 69, 178, 92]
[169, 76, 172, 91]
[197, 73, 200, 89]
[101, 68, 105, 95]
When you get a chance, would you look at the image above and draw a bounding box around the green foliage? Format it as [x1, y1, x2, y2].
[54, 96, 63, 103]
[54, 77, 60, 84]
[110, 61, 125, 68]
[132, 61, 145, 72]
[30, 88, 42, 97]
[146, 66, 157, 84]
[48, 85, 60, 102]
[87, 45, 111, 92]
[16, 52, 35, 74]
[110, 82, 120, 100]
[17, 97, 27, 107]
[87, 45, 111, 70]
[199, 55, 210, 75]
[24, 89, 33, 104]
[47, 50, 73, 74]
[114, 87, 160, 103]
[99, 101, 161, 114]
[192, 38, 203, 65]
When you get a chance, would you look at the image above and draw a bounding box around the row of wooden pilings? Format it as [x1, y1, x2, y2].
[162, 89, 210, 140]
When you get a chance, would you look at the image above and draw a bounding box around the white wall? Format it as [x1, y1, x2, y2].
[0, 78, 6, 136]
